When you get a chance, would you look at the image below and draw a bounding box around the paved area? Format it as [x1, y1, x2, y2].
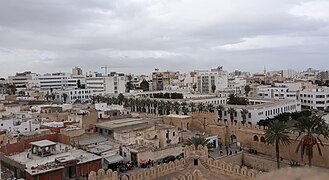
[209, 146, 241, 159]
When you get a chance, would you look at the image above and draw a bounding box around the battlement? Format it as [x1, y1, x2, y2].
[88, 145, 259, 180]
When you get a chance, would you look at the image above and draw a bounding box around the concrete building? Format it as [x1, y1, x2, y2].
[67, 89, 93, 103]
[317, 71, 329, 82]
[299, 88, 329, 110]
[86, 73, 126, 95]
[196, 66, 228, 93]
[151, 70, 179, 91]
[1, 140, 101, 179]
[72, 67, 83, 75]
[37, 73, 78, 93]
[218, 98, 301, 124]
[256, 85, 298, 100]
[227, 76, 247, 94]
[8, 71, 38, 89]
[0, 115, 40, 133]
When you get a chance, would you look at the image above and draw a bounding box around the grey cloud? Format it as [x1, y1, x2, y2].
[0, 0, 329, 77]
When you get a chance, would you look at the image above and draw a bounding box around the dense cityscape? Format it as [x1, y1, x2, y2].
[0, 66, 329, 179]
[1, 0, 329, 180]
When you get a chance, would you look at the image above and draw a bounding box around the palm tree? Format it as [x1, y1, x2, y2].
[189, 102, 196, 112]
[173, 102, 181, 114]
[182, 106, 189, 115]
[216, 105, 224, 121]
[240, 109, 249, 124]
[265, 120, 290, 169]
[165, 101, 172, 115]
[197, 103, 205, 112]
[118, 93, 125, 105]
[145, 99, 152, 113]
[157, 100, 165, 115]
[227, 107, 236, 123]
[294, 115, 329, 167]
[184, 137, 213, 151]
[206, 104, 215, 112]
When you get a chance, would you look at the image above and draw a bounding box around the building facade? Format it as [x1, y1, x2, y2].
[299, 88, 329, 110]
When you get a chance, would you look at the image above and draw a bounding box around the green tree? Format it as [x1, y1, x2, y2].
[227, 94, 248, 105]
[173, 102, 181, 114]
[140, 80, 149, 91]
[244, 85, 251, 96]
[265, 120, 290, 169]
[206, 104, 215, 112]
[182, 106, 189, 115]
[184, 137, 213, 151]
[211, 84, 216, 93]
[216, 105, 224, 120]
[240, 109, 249, 124]
[189, 102, 196, 112]
[227, 107, 236, 123]
[164, 101, 172, 115]
[62, 93, 68, 103]
[294, 115, 329, 167]
[197, 103, 205, 112]
[118, 93, 125, 105]
[126, 81, 134, 92]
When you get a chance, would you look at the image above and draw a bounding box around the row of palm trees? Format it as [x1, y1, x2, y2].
[92, 95, 251, 123]
[264, 115, 329, 168]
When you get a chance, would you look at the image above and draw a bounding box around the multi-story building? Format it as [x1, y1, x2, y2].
[8, 71, 38, 89]
[227, 76, 247, 94]
[219, 98, 301, 124]
[151, 70, 179, 91]
[65, 89, 93, 103]
[72, 67, 83, 75]
[317, 71, 329, 82]
[256, 85, 298, 100]
[37, 73, 78, 93]
[196, 66, 228, 93]
[86, 73, 126, 95]
[299, 88, 329, 110]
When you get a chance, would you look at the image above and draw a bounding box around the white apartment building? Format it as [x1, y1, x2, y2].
[67, 89, 93, 103]
[86, 74, 126, 95]
[196, 66, 228, 93]
[257, 85, 298, 100]
[299, 88, 329, 110]
[37, 73, 78, 93]
[218, 99, 301, 124]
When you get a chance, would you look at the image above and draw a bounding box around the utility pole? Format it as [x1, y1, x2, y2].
[101, 66, 110, 76]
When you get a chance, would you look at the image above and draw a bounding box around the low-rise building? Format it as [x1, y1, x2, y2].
[1, 140, 101, 180]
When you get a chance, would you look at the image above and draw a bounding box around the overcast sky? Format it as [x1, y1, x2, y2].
[1, 0, 329, 77]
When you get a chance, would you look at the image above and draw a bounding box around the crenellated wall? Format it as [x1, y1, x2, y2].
[88, 145, 259, 180]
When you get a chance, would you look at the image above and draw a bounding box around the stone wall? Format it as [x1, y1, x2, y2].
[88, 145, 258, 180]
[243, 153, 289, 172]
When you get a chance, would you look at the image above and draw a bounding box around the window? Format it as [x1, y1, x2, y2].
[194, 159, 198, 166]
[0, 124, 3, 126]
[173, 132, 175, 136]
[166, 133, 169, 138]
[253, 135, 259, 142]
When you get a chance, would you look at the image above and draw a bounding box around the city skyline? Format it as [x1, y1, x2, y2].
[1, 0, 329, 76]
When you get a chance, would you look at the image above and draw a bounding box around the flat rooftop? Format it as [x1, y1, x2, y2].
[166, 114, 191, 118]
[30, 140, 56, 147]
[8, 143, 101, 176]
[95, 118, 154, 131]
